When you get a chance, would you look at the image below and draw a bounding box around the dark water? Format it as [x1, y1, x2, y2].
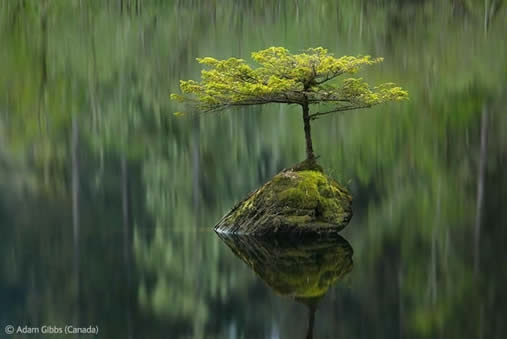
[1, 1, 507, 338]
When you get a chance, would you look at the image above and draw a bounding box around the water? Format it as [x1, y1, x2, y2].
[1, 1, 506, 338]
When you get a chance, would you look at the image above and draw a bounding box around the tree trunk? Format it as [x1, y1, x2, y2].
[302, 102, 315, 160]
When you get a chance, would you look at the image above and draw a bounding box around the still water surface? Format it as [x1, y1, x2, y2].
[1, 1, 506, 338]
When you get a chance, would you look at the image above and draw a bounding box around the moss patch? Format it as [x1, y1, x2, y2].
[215, 167, 352, 235]
[289, 158, 324, 172]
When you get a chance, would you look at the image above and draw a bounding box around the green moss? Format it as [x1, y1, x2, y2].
[290, 158, 324, 172]
[278, 187, 319, 209]
[215, 166, 353, 235]
[284, 215, 313, 224]
[272, 170, 351, 225]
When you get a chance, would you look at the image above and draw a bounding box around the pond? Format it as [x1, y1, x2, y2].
[0, 1, 506, 338]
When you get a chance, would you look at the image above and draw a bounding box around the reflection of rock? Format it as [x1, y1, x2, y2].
[215, 160, 352, 235]
[217, 234, 353, 300]
[218, 234, 353, 339]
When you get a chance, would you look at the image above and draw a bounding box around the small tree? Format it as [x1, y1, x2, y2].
[171, 47, 408, 161]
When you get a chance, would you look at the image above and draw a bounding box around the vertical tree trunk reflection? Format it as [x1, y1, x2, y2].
[121, 153, 133, 339]
[38, 0, 48, 134]
[474, 105, 488, 274]
[71, 114, 81, 332]
[306, 305, 316, 339]
[192, 115, 200, 213]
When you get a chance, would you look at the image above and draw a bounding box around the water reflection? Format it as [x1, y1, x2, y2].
[217, 234, 353, 339]
[1, 1, 507, 338]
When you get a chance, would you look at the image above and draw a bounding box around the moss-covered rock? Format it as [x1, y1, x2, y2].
[214, 163, 352, 235]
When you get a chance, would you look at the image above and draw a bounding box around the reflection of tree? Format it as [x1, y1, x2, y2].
[218, 234, 353, 339]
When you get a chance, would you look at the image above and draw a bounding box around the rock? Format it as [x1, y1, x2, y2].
[214, 161, 352, 235]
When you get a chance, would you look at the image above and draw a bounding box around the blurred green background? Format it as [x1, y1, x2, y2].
[0, 0, 506, 338]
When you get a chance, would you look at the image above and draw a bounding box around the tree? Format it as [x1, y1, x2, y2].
[171, 47, 408, 160]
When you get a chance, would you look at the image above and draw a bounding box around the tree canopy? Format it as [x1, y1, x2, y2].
[171, 47, 408, 118]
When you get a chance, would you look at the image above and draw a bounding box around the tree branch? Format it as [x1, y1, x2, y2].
[307, 98, 352, 104]
[314, 70, 345, 85]
[309, 104, 371, 120]
[202, 98, 300, 113]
